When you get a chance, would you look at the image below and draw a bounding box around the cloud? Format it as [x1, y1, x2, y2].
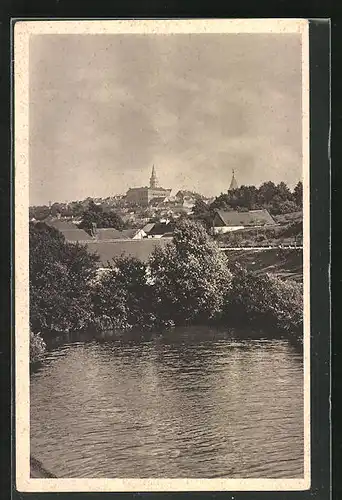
[29, 33, 302, 204]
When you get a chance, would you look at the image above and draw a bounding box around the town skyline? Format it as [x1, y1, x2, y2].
[29, 33, 303, 206]
[29, 167, 302, 207]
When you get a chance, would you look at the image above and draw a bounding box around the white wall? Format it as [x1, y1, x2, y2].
[211, 226, 245, 235]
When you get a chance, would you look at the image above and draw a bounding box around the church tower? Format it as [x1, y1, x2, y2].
[229, 169, 238, 191]
[150, 165, 158, 188]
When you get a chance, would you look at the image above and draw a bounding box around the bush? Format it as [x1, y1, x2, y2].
[30, 331, 46, 363]
[149, 219, 232, 325]
[30, 222, 99, 334]
[91, 255, 155, 331]
[224, 264, 303, 337]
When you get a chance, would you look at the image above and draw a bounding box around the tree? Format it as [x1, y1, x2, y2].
[257, 181, 278, 205]
[91, 255, 153, 330]
[276, 200, 300, 215]
[29, 222, 99, 335]
[224, 264, 303, 336]
[79, 201, 125, 233]
[276, 181, 293, 202]
[29, 205, 51, 221]
[293, 181, 303, 207]
[191, 199, 214, 231]
[149, 219, 232, 325]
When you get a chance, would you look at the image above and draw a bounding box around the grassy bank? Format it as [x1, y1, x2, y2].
[223, 248, 303, 282]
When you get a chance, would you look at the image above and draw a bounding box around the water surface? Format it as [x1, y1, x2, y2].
[30, 327, 304, 478]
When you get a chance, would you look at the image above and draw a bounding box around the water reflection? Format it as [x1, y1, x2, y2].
[30, 327, 304, 478]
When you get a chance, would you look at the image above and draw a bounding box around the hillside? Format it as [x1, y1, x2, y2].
[223, 248, 303, 282]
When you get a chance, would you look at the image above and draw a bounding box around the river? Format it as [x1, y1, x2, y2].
[30, 327, 304, 479]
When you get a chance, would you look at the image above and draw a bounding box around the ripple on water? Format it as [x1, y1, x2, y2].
[30, 329, 304, 478]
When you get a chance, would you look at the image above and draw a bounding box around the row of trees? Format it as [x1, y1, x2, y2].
[191, 181, 303, 231]
[78, 200, 125, 234]
[30, 219, 303, 360]
[210, 181, 303, 215]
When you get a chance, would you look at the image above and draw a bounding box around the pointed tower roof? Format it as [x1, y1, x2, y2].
[150, 165, 158, 188]
[229, 170, 238, 191]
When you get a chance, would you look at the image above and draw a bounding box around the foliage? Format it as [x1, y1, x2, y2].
[79, 201, 125, 233]
[191, 199, 215, 230]
[91, 255, 154, 331]
[149, 219, 232, 325]
[224, 264, 303, 336]
[29, 205, 51, 221]
[293, 181, 303, 207]
[30, 331, 46, 363]
[210, 181, 302, 215]
[29, 222, 99, 334]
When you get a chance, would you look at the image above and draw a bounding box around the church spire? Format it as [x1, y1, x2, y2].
[150, 165, 158, 188]
[229, 169, 238, 191]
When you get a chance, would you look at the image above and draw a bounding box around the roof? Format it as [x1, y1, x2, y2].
[142, 223, 155, 234]
[59, 228, 91, 242]
[120, 228, 143, 238]
[85, 238, 172, 266]
[149, 196, 167, 205]
[149, 222, 175, 236]
[95, 228, 129, 240]
[214, 209, 276, 227]
[45, 219, 78, 231]
[229, 172, 238, 191]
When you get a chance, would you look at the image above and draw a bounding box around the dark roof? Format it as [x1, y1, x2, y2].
[95, 228, 129, 240]
[59, 228, 91, 242]
[215, 209, 276, 227]
[45, 219, 78, 230]
[85, 238, 172, 265]
[149, 222, 175, 236]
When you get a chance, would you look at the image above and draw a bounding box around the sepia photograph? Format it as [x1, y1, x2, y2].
[14, 19, 310, 492]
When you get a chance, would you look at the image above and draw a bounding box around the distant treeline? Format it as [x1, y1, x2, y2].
[29, 181, 302, 222]
[29, 219, 303, 362]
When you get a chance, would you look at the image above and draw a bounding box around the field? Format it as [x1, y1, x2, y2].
[223, 248, 303, 283]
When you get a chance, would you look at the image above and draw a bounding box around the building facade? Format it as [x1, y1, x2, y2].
[126, 166, 172, 207]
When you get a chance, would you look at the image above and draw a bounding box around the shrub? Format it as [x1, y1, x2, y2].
[29, 222, 99, 334]
[149, 219, 232, 325]
[224, 264, 303, 337]
[91, 255, 155, 331]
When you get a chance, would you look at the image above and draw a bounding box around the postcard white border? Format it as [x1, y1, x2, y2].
[14, 18, 310, 492]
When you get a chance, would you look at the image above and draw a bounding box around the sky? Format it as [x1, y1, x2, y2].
[29, 33, 302, 205]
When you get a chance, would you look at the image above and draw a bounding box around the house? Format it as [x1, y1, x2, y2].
[44, 219, 91, 242]
[59, 228, 92, 242]
[147, 222, 175, 239]
[120, 228, 146, 240]
[125, 166, 171, 207]
[142, 222, 155, 236]
[211, 209, 276, 235]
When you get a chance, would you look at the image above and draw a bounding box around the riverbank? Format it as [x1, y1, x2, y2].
[30, 219, 303, 365]
[30, 456, 56, 478]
